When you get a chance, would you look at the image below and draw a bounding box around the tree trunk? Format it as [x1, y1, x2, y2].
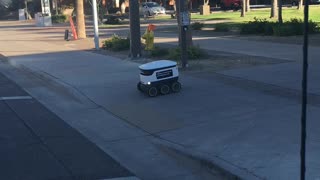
[241, 0, 245, 17]
[76, 0, 86, 39]
[246, 0, 250, 12]
[278, 0, 282, 23]
[270, 0, 278, 18]
[298, 0, 303, 10]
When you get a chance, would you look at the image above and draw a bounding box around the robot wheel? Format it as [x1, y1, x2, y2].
[148, 86, 158, 97]
[171, 81, 181, 93]
[160, 84, 170, 95]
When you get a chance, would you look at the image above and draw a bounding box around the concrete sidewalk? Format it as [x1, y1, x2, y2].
[1, 21, 320, 180]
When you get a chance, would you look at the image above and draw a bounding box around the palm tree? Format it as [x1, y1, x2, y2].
[76, 0, 86, 39]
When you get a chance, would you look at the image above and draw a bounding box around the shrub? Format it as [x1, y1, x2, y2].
[273, 24, 297, 36]
[188, 46, 207, 59]
[168, 46, 207, 61]
[214, 24, 230, 32]
[150, 46, 169, 57]
[240, 17, 271, 35]
[191, 22, 204, 30]
[241, 17, 319, 36]
[51, 14, 67, 23]
[168, 48, 181, 61]
[102, 34, 130, 51]
[307, 20, 319, 33]
[273, 18, 319, 36]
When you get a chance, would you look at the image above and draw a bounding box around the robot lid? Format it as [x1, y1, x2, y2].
[139, 60, 177, 71]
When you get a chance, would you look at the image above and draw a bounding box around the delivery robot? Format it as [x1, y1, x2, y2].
[137, 60, 181, 97]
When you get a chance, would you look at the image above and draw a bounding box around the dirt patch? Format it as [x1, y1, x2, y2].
[184, 55, 290, 73]
[232, 34, 320, 47]
[89, 47, 290, 73]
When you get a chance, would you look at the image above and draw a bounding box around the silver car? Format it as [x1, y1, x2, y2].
[140, 2, 166, 16]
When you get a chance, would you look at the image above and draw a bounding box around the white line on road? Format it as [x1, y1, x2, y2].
[0, 96, 32, 101]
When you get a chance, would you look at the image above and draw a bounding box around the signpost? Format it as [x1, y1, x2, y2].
[177, 0, 190, 69]
[92, 0, 100, 50]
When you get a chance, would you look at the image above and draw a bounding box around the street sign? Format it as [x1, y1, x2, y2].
[41, 0, 51, 15]
[180, 12, 190, 26]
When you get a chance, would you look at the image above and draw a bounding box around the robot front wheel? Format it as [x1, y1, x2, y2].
[148, 86, 158, 97]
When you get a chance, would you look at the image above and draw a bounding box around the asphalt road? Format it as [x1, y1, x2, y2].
[0, 54, 135, 180]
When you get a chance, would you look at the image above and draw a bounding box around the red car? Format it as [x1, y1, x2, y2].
[220, 0, 242, 10]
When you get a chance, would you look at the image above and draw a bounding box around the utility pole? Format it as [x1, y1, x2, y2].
[76, 0, 86, 39]
[176, 0, 189, 69]
[129, 0, 141, 58]
[92, 0, 100, 49]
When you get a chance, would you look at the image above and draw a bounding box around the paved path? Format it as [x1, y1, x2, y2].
[1, 20, 320, 180]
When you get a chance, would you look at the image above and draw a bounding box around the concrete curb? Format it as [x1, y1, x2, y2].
[151, 138, 264, 180]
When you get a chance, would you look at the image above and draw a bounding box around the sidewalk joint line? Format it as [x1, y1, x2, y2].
[0, 96, 32, 101]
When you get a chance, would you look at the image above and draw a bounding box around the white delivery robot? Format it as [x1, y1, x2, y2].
[137, 60, 181, 97]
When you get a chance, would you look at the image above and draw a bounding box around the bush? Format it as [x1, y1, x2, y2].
[191, 22, 204, 30]
[308, 20, 319, 33]
[273, 24, 297, 36]
[214, 24, 230, 32]
[188, 46, 206, 59]
[168, 46, 207, 61]
[102, 34, 130, 51]
[240, 17, 272, 35]
[241, 17, 319, 36]
[51, 14, 67, 23]
[150, 46, 169, 57]
[168, 48, 181, 61]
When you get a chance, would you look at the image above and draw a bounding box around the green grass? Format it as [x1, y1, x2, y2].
[191, 5, 320, 23]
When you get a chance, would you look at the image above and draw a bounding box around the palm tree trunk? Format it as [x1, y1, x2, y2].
[298, 0, 303, 10]
[246, 0, 250, 12]
[241, 0, 246, 17]
[76, 0, 86, 39]
[270, 0, 278, 18]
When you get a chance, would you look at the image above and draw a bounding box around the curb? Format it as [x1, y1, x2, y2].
[151, 138, 264, 180]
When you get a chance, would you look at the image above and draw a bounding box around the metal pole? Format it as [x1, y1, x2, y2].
[92, 0, 100, 50]
[300, 0, 309, 179]
[178, 0, 187, 69]
[129, 0, 141, 58]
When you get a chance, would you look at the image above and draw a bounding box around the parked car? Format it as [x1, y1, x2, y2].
[140, 2, 166, 16]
